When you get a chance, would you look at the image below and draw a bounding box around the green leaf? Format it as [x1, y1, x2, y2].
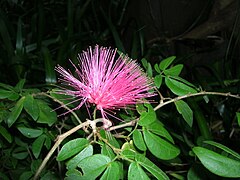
[159, 56, 176, 70]
[135, 153, 169, 180]
[0, 89, 19, 101]
[163, 64, 183, 76]
[50, 89, 74, 108]
[141, 58, 148, 70]
[31, 159, 42, 174]
[237, 112, 240, 127]
[12, 146, 28, 159]
[174, 100, 193, 127]
[143, 130, 180, 160]
[121, 150, 169, 180]
[146, 121, 174, 143]
[23, 95, 40, 120]
[193, 147, 240, 178]
[16, 18, 24, 56]
[17, 126, 43, 138]
[0, 125, 12, 143]
[41, 46, 56, 83]
[15, 79, 26, 92]
[19, 171, 33, 180]
[101, 143, 116, 160]
[67, 145, 93, 170]
[99, 130, 120, 148]
[154, 63, 161, 73]
[171, 76, 197, 89]
[138, 104, 156, 126]
[154, 74, 162, 88]
[37, 101, 57, 126]
[0, 172, 9, 180]
[66, 169, 82, 179]
[41, 171, 58, 180]
[128, 162, 150, 180]
[165, 77, 197, 96]
[32, 135, 46, 158]
[7, 97, 24, 127]
[204, 141, 240, 160]
[78, 154, 111, 179]
[133, 130, 147, 151]
[0, 16, 14, 58]
[57, 138, 89, 161]
[187, 164, 209, 180]
[101, 9, 125, 53]
[147, 62, 153, 77]
[100, 161, 121, 180]
[0, 89, 14, 99]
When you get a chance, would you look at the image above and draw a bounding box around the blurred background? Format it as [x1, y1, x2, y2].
[1, 0, 239, 86]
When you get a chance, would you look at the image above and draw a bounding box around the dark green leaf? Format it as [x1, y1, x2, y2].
[204, 141, 240, 160]
[0, 16, 14, 58]
[50, 89, 74, 108]
[7, 97, 24, 127]
[31, 159, 42, 174]
[165, 77, 197, 96]
[57, 138, 89, 161]
[41, 47, 56, 83]
[12, 146, 28, 160]
[146, 121, 174, 143]
[159, 56, 176, 70]
[174, 100, 193, 127]
[154, 74, 162, 88]
[0, 172, 9, 180]
[163, 64, 183, 76]
[37, 101, 57, 126]
[193, 147, 240, 178]
[44, 136, 52, 150]
[15, 79, 26, 92]
[121, 150, 169, 180]
[0, 125, 12, 143]
[237, 112, 240, 127]
[23, 95, 40, 120]
[170, 76, 197, 89]
[143, 130, 180, 160]
[101, 9, 125, 53]
[17, 126, 43, 138]
[19, 171, 33, 180]
[0, 89, 14, 99]
[32, 135, 46, 158]
[100, 161, 121, 180]
[128, 162, 150, 180]
[133, 130, 147, 151]
[16, 18, 24, 55]
[41, 171, 58, 180]
[100, 130, 120, 148]
[78, 154, 111, 179]
[135, 153, 169, 180]
[101, 143, 115, 160]
[67, 145, 93, 170]
[138, 104, 156, 126]
[147, 62, 153, 77]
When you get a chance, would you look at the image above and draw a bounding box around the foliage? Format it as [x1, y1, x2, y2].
[0, 0, 240, 180]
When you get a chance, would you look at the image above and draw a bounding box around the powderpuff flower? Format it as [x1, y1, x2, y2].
[55, 45, 155, 127]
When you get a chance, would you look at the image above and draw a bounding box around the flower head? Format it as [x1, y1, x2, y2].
[55, 45, 155, 124]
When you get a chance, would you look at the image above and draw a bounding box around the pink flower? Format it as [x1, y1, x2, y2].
[55, 45, 155, 126]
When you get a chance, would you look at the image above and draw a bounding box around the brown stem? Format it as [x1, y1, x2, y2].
[34, 118, 105, 180]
